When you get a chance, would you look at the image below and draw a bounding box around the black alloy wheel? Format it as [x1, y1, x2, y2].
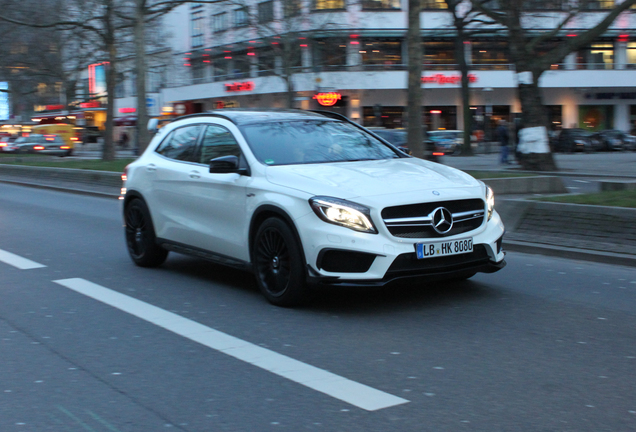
[124, 199, 168, 267]
[253, 218, 307, 307]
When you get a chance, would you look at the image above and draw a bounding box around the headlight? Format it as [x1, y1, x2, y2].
[309, 196, 377, 234]
[486, 186, 495, 221]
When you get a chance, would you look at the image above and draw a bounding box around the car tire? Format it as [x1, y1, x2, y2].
[124, 199, 168, 267]
[253, 217, 308, 307]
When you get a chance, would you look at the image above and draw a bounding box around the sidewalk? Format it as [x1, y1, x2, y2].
[0, 151, 635, 267]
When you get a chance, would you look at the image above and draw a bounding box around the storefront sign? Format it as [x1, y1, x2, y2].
[34, 104, 65, 112]
[225, 81, 254, 92]
[119, 107, 136, 113]
[215, 100, 240, 109]
[80, 102, 101, 109]
[585, 92, 636, 100]
[421, 73, 478, 85]
[313, 92, 342, 107]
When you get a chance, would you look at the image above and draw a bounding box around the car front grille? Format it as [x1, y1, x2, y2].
[382, 198, 485, 238]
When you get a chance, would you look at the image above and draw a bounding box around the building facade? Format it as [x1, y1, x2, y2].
[115, 0, 636, 136]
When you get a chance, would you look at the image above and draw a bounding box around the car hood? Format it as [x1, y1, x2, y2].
[265, 158, 481, 199]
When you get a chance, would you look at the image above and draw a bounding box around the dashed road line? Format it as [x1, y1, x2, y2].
[53, 277, 410, 411]
[0, 248, 46, 270]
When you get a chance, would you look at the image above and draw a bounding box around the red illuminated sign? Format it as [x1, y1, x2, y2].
[80, 102, 101, 109]
[421, 73, 478, 85]
[225, 81, 254, 92]
[45, 104, 65, 111]
[119, 107, 137, 113]
[313, 92, 342, 107]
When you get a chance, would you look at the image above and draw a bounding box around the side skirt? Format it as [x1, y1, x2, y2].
[158, 239, 252, 272]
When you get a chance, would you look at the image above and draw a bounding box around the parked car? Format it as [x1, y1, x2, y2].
[366, 127, 443, 160]
[427, 130, 464, 155]
[592, 129, 631, 151]
[554, 128, 597, 153]
[0, 134, 71, 156]
[121, 109, 506, 306]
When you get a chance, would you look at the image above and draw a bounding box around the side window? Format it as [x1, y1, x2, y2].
[155, 125, 202, 162]
[199, 125, 242, 164]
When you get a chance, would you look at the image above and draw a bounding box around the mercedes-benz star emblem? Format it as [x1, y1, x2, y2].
[431, 207, 453, 234]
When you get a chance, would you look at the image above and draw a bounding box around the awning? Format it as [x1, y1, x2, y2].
[115, 115, 136, 126]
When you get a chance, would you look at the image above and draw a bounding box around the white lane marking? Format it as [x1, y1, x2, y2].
[53, 278, 409, 411]
[0, 249, 46, 270]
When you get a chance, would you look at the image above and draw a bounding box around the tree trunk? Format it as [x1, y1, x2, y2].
[102, 0, 116, 162]
[454, 21, 472, 155]
[135, 0, 149, 154]
[406, 0, 423, 158]
[516, 74, 557, 171]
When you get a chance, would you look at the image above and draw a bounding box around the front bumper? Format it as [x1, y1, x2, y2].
[297, 209, 506, 287]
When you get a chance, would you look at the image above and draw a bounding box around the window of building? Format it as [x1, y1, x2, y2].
[234, 7, 249, 27]
[192, 61, 206, 83]
[232, 52, 252, 78]
[191, 10, 204, 48]
[256, 47, 276, 76]
[582, 0, 614, 10]
[213, 12, 228, 33]
[283, 0, 302, 16]
[258, 1, 274, 23]
[360, 39, 402, 67]
[471, 41, 510, 70]
[421, 0, 446, 9]
[423, 40, 455, 69]
[522, 0, 565, 9]
[578, 43, 614, 69]
[212, 56, 231, 80]
[627, 42, 636, 68]
[313, 0, 345, 10]
[313, 38, 348, 70]
[362, 0, 400, 10]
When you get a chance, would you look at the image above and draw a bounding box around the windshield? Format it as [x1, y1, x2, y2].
[240, 120, 400, 166]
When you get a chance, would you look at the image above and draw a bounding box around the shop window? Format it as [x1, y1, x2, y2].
[362, 106, 404, 128]
[283, 0, 302, 17]
[579, 105, 613, 131]
[234, 7, 249, 27]
[471, 41, 510, 70]
[523, 0, 565, 9]
[258, 1, 274, 23]
[212, 57, 231, 81]
[191, 10, 204, 48]
[212, 12, 228, 33]
[582, 0, 613, 9]
[362, 0, 401, 10]
[360, 39, 403, 68]
[423, 40, 455, 70]
[313, 0, 345, 11]
[313, 38, 348, 70]
[421, 0, 446, 9]
[424, 106, 458, 131]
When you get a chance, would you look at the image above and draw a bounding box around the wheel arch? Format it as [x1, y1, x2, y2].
[248, 205, 307, 268]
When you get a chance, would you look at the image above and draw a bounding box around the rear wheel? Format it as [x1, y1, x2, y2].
[253, 218, 307, 307]
[124, 199, 168, 267]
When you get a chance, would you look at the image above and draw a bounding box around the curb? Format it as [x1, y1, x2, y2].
[504, 240, 636, 268]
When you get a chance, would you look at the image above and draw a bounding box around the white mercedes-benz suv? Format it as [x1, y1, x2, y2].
[121, 109, 505, 306]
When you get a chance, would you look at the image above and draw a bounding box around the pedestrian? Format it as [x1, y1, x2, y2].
[121, 132, 129, 149]
[496, 119, 510, 164]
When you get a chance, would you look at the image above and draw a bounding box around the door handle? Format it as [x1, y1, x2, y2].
[146, 163, 156, 172]
[189, 170, 201, 179]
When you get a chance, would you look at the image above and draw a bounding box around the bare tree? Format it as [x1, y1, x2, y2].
[406, 0, 424, 158]
[472, 0, 636, 171]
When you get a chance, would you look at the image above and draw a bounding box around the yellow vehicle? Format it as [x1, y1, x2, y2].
[30, 123, 77, 156]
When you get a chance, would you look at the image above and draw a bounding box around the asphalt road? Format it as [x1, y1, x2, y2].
[1, 184, 635, 431]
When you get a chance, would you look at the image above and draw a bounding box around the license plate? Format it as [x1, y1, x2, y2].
[416, 238, 473, 259]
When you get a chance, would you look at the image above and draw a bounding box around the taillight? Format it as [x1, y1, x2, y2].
[0, 143, 6, 147]
[122, 165, 129, 182]
[34, 146, 45, 150]
[61, 146, 70, 150]
[70, 137, 78, 141]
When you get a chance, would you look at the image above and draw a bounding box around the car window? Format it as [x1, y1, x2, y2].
[240, 120, 399, 166]
[199, 125, 242, 164]
[155, 125, 202, 162]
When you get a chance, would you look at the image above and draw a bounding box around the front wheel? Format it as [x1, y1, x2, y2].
[253, 218, 307, 307]
[124, 199, 168, 267]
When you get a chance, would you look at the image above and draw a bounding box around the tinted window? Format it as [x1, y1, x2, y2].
[155, 125, 202, 162]
[199, 125, 242, 164]
[240, 120, 399, 166]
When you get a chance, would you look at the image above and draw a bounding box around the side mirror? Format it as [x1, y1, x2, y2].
[147, 118, 159, 133]
[209, 155, 250, 175]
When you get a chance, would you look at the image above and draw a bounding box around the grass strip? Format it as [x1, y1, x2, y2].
[532, 190, 636, 208]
